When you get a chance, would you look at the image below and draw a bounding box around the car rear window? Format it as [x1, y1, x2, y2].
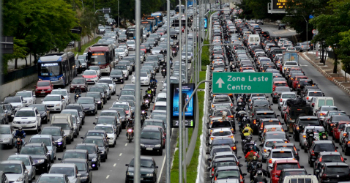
[277, 163, 299, 170]
[288, 178, 313, 183]
[266, 133, 285, 139]
[272, 151, 293, 158]
[326, 166, 349, 174]
[212, 131, 231, 136]
[322, 155, 342, 162]
[212, 121, 231, 128]
[299, 119, 319, 126]
[309, 91, 322, 96]
[212, 139, 233, 145]
[314, 143, 335, 151]
[284, 171, 306, 176]
[257, 113, 276, 118]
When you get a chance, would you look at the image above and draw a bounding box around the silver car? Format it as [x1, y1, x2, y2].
[259, 138, 286, 162]
[0, 160, 29, 183]
[126, 40, 136, 51]
[7, 155, 36, 182]
[278, 92, 296, 110]
[0, 125, 15, 148]
[98, 77, 117, 95]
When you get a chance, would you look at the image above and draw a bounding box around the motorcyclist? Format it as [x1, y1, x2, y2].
[15, 127, 26, 147]
[126, 121, 134, 137]
[247, 156, 258, 173]
[141, 101, 148, 110]
[146, 87, 152, 95]
[319, 131, 328, 140]
[242, 124, 253, 137]
[252, 169, 268, 183]
[221, 111, 228, 121]
[245, 147, 259, 162]
[74, 86, 82, 95]
[150, 78, 157, 88]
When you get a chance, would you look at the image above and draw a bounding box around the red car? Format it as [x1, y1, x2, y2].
[35, 80, 53, 96]
[292, 76, 308, 90]
[140, 45, 146, 53]
[273, 81, 288, 91]
[82, 70, 99, 84]
[270, 159, 302, 183]
[333, 121, 350, 142]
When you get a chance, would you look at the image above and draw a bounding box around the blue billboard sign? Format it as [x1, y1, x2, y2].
[204, 17, 208, 29]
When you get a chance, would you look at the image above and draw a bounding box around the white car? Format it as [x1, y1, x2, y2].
[278, 92, 296, 110]
[98, 77, 117, 95]
[131, 72, 150, 86]
[41, 94, 66, 112]
[3, 96, 26, 111]
[115, 48, 127, 58]
[209, 128, 234, 145]
[51, 89, 70, 104]
[94, 124, 117, 147]
[15, 90, 36, 106]
[126, 40, 136, 50]
[156, 93, 167, 102]
[118, 45, 129, 56]
[89, 66, 101, 78]
[12, 107, 41, 132]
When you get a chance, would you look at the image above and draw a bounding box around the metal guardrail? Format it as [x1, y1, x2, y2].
[1, 65, 37, 84]
[196, 65, 211, 183]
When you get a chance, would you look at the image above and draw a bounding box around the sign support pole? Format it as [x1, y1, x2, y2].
[178, 0, 183, 182]
[166, 0, 171, 180]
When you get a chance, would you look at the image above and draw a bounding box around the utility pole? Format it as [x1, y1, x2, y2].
[166, 0, 171, 181]
[118, 0, 120, 28]
[185, 0, 188, 83]
[134, 0, 141, 181]
[178, 0, 183, 182]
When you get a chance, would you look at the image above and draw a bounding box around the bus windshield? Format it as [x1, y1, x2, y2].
[90, 52, 106, 65]
[39, 63, 61, 77]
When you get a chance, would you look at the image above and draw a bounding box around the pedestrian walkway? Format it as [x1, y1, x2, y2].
[301, 51, 350, 95]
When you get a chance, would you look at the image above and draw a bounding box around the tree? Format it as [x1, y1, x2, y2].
[310, 0, 350, 73]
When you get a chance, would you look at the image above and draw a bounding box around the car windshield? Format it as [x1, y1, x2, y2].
[15, 110, 35, 117]
[97, 117, 115, 125]
[141, 131, 160, 140]
[327, 166, 349, 174]
[129, 159, 154, 168]
[116, 48, 124, 52]
[76, 146, 96, 154]
[30, 138, 51, 146]
[216, 170, 239, 179]
[68, 162, 86, 171]
[314, 143, 335, 151]
[212, 139, 233, 145]
[84, 139, 104, 146]
[277, 163, 299, 170]
[333, 115, 350, 121]
[321, 106, 338, 111]
[0, 164, 22, 174]
[43, 96, 61, 101]
[0, 126, 11, 134]
[37, 82, 51, 86]
[72, 78, 85, 84]
[41, 128, 61, 136]
[212, 148, 232, 155]
[212, 121, 231, 128]
[37, 176, 65, 183]
[86, 93, 100, 99]
[20, 146, 45, 155]
[309, 92, 322, 96]
[143, 121, 163, 128]
[86, 132, 104, 137]
[121, 90, 135, 96]
[253, 100, 269, 106]
[49, 167, 75, 177]
[95, 126, 114, 133]
[154, 106, 166, 110]
[322, 155, 342, 162]
[111, 70, 123, 75]
[8, 157, 30, 166]
[52, 124, 70, 130]
[4, 97, 21, 103]
[266, 133, 285, 139]
[213, 131, 232, 136]
[51, 91, 67, 96]
[77, 98, 94, 104]
[83, 71, 96, 75]
[112, 104, 129, 110]
[272, 151, 293, 158]
[63, 152, 86, 159]
[16, 92, 31, 97]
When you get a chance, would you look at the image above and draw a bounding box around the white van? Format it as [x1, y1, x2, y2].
[248, 34, 260, 45]
[312, 97, 334, 115]
[283, 175, 318, 183]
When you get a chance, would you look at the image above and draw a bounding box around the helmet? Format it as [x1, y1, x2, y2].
[257, 170, 263, 176]
[253, 156, 257, 161]
[257, 162, 262, 169]
[249, 146, 253, 151]
[18, 127, 22, 130]
[246, 124, 250, 127]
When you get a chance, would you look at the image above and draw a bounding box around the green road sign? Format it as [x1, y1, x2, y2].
[212, 72, 273, 94]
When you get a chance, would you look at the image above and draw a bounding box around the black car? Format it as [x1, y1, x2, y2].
[1, 103, 14, 122]
[61, 149, 89, 162]
[29, 104, 49, 123]
[251, 110, 277, 134]
[313, 152, 345, 176]
[125, 156, 158, 183]
[88, 87, 107, 103]
[208, 157, 239, 178]
[307, 140, 337, 167]
[110, 69, 125, 83]
[75, 143, 101, 170]
[272, 86, 290, 103]
[65, 104, 85, 124]
[86, 92, 104, 109]
[41, 126, 67, 151]
[317, 162, 350, 183]
[293, 116, 320, 141]
[76, 97, 97, 115]
[140, 126, 164, 155]
[82, 136, 109, 162]
[20, 143, 51, 173]
[278, 168, 307, 183]
[61, 158, 92, 183]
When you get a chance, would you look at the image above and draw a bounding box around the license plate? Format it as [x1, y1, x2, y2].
[310, 134, 313, 136]
[140, 178, 144, 180]
[146, 148, 153, 151]
[41, 91, 45, 93]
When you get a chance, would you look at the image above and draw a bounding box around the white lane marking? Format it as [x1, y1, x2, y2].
[106, 175, 110, 179]
[119, 153, 122, 156]
[125, 143, 128, 146]
[113, 163, 116, 167]
[157, 155, 166, 183]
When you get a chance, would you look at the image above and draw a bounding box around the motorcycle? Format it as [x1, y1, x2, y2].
[305, 129, 315, 151]
[161, 68, 166, 78]
[127, 128, 134, 143]
[15, 137, 25, 153]
[74, 93, 81, 102]
[141, 110, 147, 124]
[247, 160, 259, 173]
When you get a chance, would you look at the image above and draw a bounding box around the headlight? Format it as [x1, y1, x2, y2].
[29, 120, 37, 123]
[140, 144, 145, 147]
[127, 172, 134, 176]
[155, 144, 161, 147]
[90, 107, 93, 110]
[16, 177, 24, 182]
[146, 173, 154, 177]
[28, 100, 32, 103]
[92, 158, 97, 162]
[34, 159, 45, 164]
[48, 150, 52, 154]
[55, 104, 60, 106]
[80, 175, 88, 179]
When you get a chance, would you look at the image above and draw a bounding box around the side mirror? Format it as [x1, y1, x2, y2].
[207, 158, 212, 161]
[344, 158, 347, 161]
[336, 146, 339, 149]
[58, 158, 62, 161]
[242, 173, 247, 176]
[80, 137, 84, 139]
[93, 122, 96, 125]
[312, 104, 315, 107]
[300, 166, 304, 168]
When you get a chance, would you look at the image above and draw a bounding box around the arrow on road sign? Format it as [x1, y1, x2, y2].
[216, 78, 224, 88]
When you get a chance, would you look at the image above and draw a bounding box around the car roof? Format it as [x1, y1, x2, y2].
[8, 154, 31, 159]
[76, 143, 97, 147]
[282, 168, 306, 172]
[212, 128, 232, 132]
[314, 140, 333, 144]
[0, 160, 23, 164]
[217, 166, 239, 170]
[62, 158, 87, 163]
[319, 152, 341, 156]
[155, 101, 167, 105]
[31, 135, 52, 138]
[299, 116, 318, 119]
[213, 157, 236, 162]
[24, 143, 45, 147]
[142, 126, 162, 131]
[65, 149, 88, 153]
[18, 107, 36, 111]
[51, 163, 77, 168]
[85, 136, 104, 139]
[323, 162, 348, 166]
[40, 173, 66, 178]
[274, 159, 299, 164]
[271, 148, 293, 152]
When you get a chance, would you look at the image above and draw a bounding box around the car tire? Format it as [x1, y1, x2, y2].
[159, 150, 163, 156]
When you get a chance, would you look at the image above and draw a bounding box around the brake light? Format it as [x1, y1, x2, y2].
[341, 156, 344, 161]
[320, 113, 326, 116]
[269, 159, 272, 163]
[344, 133, 347, 137]
[303, 135, 306, 138]
[307, 97, 309, 100]
[229, 135, 234, 139]
[322, 174, 327, 178]
[211, 167, 215, 176]
[319, 157, 322, 162]
[214, 177, 217, 181]
[296, 126, 300, 131]
[264, 149, 267, 153]
[240, 175, 243, 183]
[254, 120, 256, 124]
[347, 141, 350, 145]
[280, 98, 282, 102]
[231, 146, 236, 151]
[210, 137, 214, 140]
[311, 150, 315, 156]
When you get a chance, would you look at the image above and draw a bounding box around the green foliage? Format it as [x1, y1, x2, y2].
[201, 39, 210, 66]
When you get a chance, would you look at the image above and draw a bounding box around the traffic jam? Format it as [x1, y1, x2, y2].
[206, 6, 350, 183]
[0, 8, 193, 183]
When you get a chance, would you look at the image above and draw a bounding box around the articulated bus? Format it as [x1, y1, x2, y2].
[145, 16, 158, 31]
[141, 20, 154, 34]
[87, 44, 116, 74]
[126, 26, 144, 43]
[38, 52, 76, 86]
[175, 5, 185, 14]
[151, 12, 163, 27]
